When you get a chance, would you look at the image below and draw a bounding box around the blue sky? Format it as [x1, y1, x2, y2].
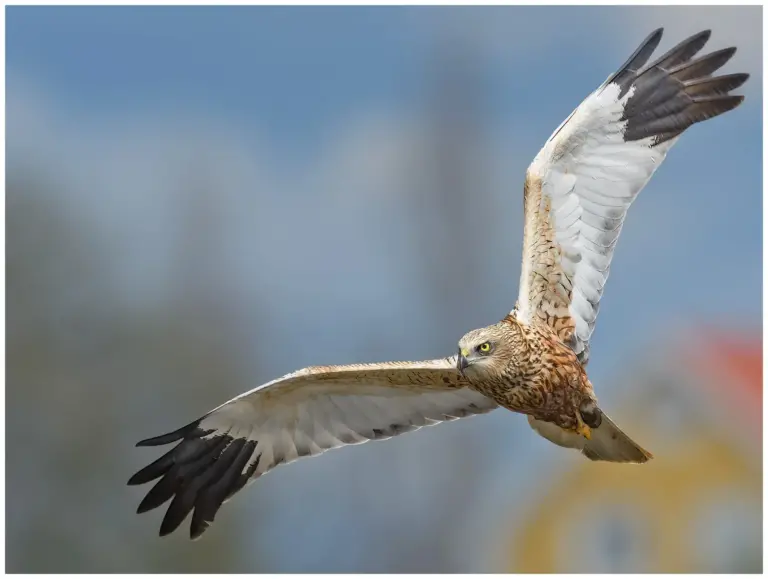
[8, 6, 419, 154]
[8, 5, 760, 358]
[6, 5, 762, 572]
[10, 6, 760, 155]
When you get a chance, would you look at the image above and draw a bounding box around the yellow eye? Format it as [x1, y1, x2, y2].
[479, 342, 491, 353]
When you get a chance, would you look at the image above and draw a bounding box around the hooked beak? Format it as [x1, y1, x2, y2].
[457, 349, 469, 376]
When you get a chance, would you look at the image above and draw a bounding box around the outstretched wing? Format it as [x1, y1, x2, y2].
[516, 28, 747, 364]
[128, 357, 496, 539]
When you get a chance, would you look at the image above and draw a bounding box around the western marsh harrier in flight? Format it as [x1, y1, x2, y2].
[129, 28, 747, 539]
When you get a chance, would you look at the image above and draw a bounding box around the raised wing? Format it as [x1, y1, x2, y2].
[516, 28, 747, 364]
[128, 357, 496, 539]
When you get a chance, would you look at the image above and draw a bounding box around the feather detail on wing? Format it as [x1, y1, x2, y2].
[516, 28, 747, 364]
[128, 357, 496, 539]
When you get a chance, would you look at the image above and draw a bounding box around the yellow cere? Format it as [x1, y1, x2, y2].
[461, 349, 470, 357]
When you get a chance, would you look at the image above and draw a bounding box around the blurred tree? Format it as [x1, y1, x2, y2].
[410, 24, 495, 338]
[6, 167, 268, 571]
[358, 24, 503, 573]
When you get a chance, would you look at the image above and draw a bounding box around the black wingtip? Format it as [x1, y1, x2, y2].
[131, 420, 262, 539]
[128, 470, 154, 486]
[692, 29, 712, 44]
[190, 522, 208, 541]
[135, 471, 180, 514]
[158, 496, 188, 537]
[137, 435, 176, 447]
[646, 28, 713, 72]
[616, 27, 748, 145]
[641, 28, 665, 64]
[667, 46, 738, 82]
[137, 499, 161, 515]
[604, 28, 664, 90]
[135, 418, 205, 447]
[636, 27, 663, 57]
[684, 72, 750, 97]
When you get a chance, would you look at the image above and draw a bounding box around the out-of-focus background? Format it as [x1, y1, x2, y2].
[6, 5, 762, 573]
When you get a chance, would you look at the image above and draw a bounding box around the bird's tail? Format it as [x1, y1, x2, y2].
[582, 410, 653, 463]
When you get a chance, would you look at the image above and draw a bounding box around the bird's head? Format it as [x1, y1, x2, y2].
[456, 322, 518, 380]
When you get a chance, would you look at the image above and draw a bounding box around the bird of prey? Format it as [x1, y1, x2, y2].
[129, 28, 748, 539]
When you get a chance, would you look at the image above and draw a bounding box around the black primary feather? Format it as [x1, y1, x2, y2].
[611, 29, 747, 145]
[129, 415, 263, 539]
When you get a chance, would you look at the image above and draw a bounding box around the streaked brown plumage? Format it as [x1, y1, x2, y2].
[456, 313, 654, 463]
[458, 315, 593, 430]
[130, 28, 745, 539]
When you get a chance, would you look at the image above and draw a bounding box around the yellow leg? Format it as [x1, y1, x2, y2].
[575, 413, 592, 440]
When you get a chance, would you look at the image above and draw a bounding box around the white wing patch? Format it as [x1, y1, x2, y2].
[129, 357, 497, 539]
[516, 29, 746, 364]
[519, 83, 673, 360]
